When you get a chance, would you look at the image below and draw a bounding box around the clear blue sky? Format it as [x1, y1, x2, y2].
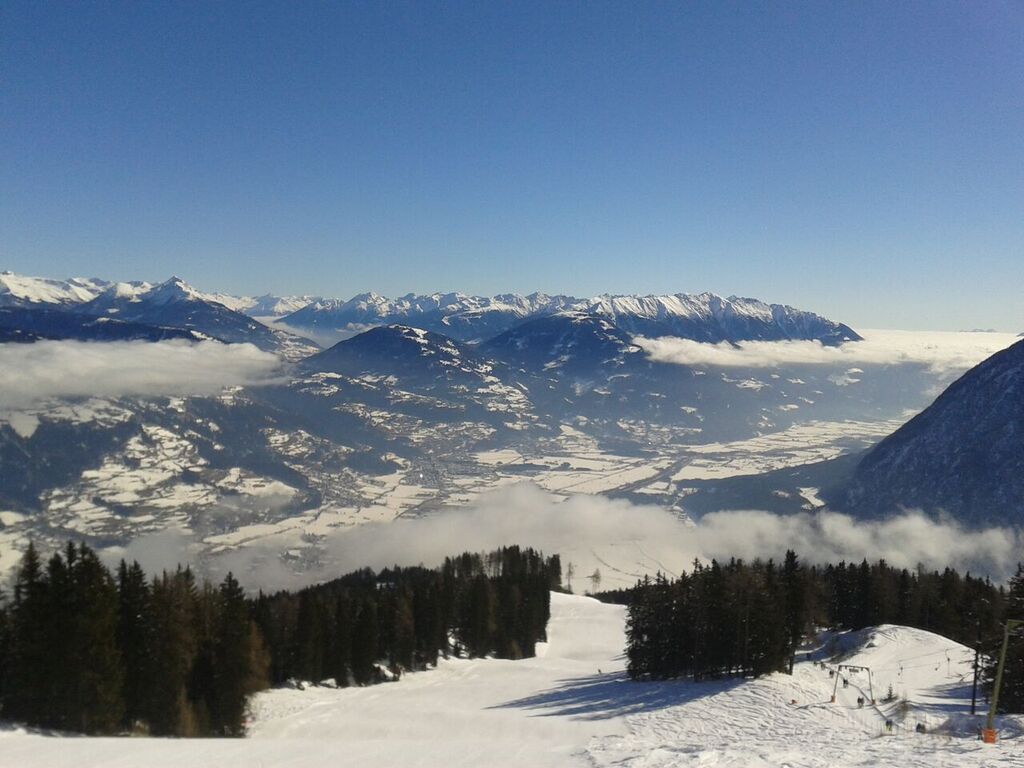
[2, 1, 1022, 330]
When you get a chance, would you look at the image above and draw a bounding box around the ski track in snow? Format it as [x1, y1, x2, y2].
[1, 594, 1021, 767]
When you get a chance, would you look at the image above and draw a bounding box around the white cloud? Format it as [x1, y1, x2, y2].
[160, 484, 1024, 592]
[101, 528, 197, 577]
[689, 507, 1021, 578]
[636, 329, 1020, 375]
[0, 339, 285, 411]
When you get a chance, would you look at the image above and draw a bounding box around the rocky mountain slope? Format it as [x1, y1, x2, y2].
[828, 338, 1024, 525]
[0, 306, 205, 343]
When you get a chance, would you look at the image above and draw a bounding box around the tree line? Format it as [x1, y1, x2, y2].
[0, 542, 561, 735]
[625, 552, 1024, 713]
[253, 547, 560, 686]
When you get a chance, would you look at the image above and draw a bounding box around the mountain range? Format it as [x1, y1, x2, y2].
[281, 290, 861, 345]
[0, 271, 315, 318]
[0, 270, 862, 356]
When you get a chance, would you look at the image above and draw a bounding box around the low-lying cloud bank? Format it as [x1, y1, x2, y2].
[636, 329, 1020, 375]
[110, 485, 1024, 592]
[325, 485, 1022, 584]
[0, 339, 285, 411]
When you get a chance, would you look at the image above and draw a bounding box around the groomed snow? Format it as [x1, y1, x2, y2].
[2, 594, 1022, 767]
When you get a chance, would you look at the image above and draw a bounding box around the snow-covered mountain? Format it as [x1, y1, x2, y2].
[304, 325, 486, 380]
[1, 270, 316, 319]
[240, 294, 321, 317]
[0, 272, 859, 346]
[198, 291, 321, 317]
[76, 277, 317, 358]
[291, 325, 536, 436]
[0, 271, 109, 307]
[576, 292, 860, 344]
[283, 291, 574, 342]
[481, 312, 641, 375]
[828, 338, 1024, 525]
[281, 290, 860, 344]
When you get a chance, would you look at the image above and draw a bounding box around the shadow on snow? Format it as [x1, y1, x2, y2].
[490, 671, 745, 721]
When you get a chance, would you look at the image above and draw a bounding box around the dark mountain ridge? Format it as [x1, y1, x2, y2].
[826, 338, 1024, 525]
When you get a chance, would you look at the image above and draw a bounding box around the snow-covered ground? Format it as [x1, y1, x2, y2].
[2, 593, 1022, 767]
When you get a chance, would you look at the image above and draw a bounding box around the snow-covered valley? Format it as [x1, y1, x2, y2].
[2, 592, 1020, 767]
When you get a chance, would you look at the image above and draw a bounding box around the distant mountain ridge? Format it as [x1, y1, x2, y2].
[0, 271, 109, 307]
[282, 290, 860, 345]
[0, 270, 861, 352]
[827, 338, 1024, 526]
[0, 272, 319, 357]
[0, 271, 313, 318]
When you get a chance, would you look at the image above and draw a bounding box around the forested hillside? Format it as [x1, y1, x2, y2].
[625, 552, 1024, 712]
[0, 543, 560, 735]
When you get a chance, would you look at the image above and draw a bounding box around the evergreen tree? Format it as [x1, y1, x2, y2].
[351, 598, 379, 685]
[6, 543, 47, 724]
[148, 568, 199, 735]
[210, 573, 258, 735]
[390, 588, 416, 675]
[990, 564, 1024, 712]
[293, 591, 326, 682]
[0, 589, 8, 712]
[330, 591, 353, 686]
[117, 560, 153, 730]
[67, 544, 124, 734]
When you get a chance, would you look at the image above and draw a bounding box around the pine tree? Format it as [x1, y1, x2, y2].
[390, 588, 416, 675]
[0, 589, 8, 712]
[6, 542, 47, 724]
[210, 573, 257, 735]
[147, 568, 199, 735]
[42, 547, 73, 728]
[782, 551, 806, 661]
[991, 563, 1024, 712]
[351, 598, 379, 685]
[293, 591, 328, 683]
[67, 544, 124, 734]
[330, 592, 353, 686]
[117, 560, 153, 730]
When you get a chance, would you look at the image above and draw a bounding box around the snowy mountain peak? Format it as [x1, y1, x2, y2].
[0, 272, 110, 308]
[146, 276, 204, 304]
[106, 281, 152, 301]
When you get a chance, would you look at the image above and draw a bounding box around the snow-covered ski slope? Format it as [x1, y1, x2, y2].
[1, 593, 1022, 767]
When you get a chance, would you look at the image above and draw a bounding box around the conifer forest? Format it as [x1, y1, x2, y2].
[624, 553, 1024, 712]
[0, 542, 560, 736]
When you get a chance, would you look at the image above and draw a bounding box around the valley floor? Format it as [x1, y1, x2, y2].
[1, 593, 1022, 767]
